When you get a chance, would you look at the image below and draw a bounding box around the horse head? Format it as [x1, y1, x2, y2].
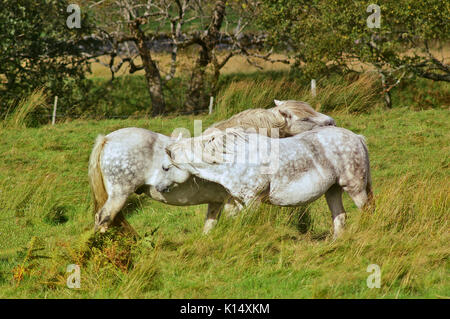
[272, 100, 336, 136]
[151, 134, 192, 193]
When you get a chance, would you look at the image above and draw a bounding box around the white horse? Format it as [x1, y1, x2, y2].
[89, 100, 336, 234]
[163, 127, 374, 238]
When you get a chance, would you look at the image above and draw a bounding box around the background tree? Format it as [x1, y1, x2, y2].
[0, 0, 93, 115]
[182, 0, 280, 112]
[87, 0, 223, 115]
[87, 0, 272, 114]
[258, 0, 450, 107]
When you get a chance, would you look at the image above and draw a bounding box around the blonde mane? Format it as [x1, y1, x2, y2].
[200, 128, 250, 164]
[168, 128, 250, 166]
[205, 101, 320, 137]
[207, 108, 286, 137]
[272, 100, 318, 118]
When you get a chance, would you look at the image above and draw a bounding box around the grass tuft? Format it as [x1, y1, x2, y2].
[2, 88, 49, 129]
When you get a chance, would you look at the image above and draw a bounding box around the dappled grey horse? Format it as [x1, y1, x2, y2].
[163, 127, 374, 238]
[89, 128, 229, 234]
[89, 100, 336, 234]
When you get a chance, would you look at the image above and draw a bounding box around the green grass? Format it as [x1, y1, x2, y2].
[0, 105, 448, 298]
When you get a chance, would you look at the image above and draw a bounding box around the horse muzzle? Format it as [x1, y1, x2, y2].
[94, 223, 108, 233]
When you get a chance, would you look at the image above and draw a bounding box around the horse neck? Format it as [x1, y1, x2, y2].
[158, 133, 172, 144]
[192, 162, 236, 186]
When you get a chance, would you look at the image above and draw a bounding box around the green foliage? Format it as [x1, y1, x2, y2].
[83, 76, 189, 117]
[0, 0, 94, 115]
[258, 0, 450, 81]
[1, 70, 447, 125]
[391, 76, 450, 110]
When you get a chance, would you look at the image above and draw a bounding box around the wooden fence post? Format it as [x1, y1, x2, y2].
[311, 79, 317, 97]
[52, 96, 58, 125]
[208, 96, 214, 114]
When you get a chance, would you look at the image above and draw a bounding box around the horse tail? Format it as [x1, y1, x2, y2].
[88, 135, 108, 215]
[358, 134, 374, 210]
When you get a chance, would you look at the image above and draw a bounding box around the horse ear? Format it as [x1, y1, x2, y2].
[165, 147, 173, 159]
[176, 132, 183, 142]
[274, 99, 283, 106]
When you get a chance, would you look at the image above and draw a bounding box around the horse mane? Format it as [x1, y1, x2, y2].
[207, 108, 286, 136]
[205, 100, 319, 137]
[195, 128, 250, 165]
[271, 100, 319, 118]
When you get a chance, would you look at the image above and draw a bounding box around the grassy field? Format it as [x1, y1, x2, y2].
[0, 77, 449, 298]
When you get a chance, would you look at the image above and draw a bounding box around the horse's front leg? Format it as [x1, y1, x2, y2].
[203, 202, 224, 234]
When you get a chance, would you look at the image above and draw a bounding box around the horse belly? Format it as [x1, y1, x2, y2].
[147, 185, 195, 205]
[269, 170, 334, 206]
[147, 179, 228, 206]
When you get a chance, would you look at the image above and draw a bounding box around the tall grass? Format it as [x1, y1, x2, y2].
[308, 74, 382, 113]
[2, 88, 48, 129]
[213, 73, 383, 119]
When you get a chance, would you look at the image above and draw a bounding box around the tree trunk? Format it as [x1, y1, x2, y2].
[184, 1, 226, 112]
[130, 19, 166, 116]
[143, 57, 166, 116]
[379, 72, 392, 108]
[185, 45, 211, 112]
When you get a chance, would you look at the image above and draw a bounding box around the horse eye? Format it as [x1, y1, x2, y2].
[162, 165, 170, 172]
[301, 117, 311, 122]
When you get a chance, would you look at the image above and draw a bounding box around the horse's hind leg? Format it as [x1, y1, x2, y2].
[325, 184, 346, 239]
[364, 181, 375, 213]
[95, 194, 128, 233]
[203, 203, 224, 234]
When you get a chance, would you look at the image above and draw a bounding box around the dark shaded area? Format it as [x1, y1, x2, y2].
[121, 194, 145, 217]
[44, 205, 69, 225]
[289, 205, 330, 241]
[294, 206, 312, 234]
